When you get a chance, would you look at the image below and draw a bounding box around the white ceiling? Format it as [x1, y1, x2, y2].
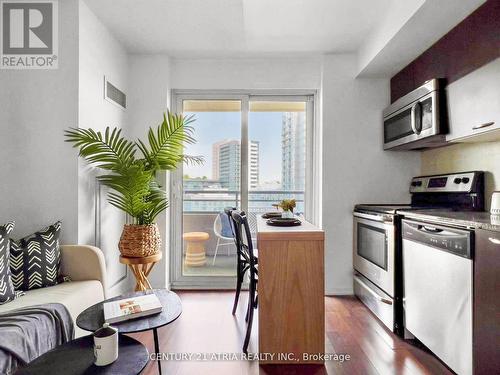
[84, 0, 394, 57]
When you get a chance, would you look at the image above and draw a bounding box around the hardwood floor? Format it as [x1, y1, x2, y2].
[130, 291, 453, 375]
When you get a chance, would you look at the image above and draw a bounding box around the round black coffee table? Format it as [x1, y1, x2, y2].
[76, 289, 182, 375]
[16, 335, 148, 375]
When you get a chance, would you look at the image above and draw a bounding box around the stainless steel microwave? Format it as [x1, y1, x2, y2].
[383, 79, 447, 150]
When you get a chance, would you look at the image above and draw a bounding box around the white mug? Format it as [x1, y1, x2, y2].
[93, 323, 119, 366]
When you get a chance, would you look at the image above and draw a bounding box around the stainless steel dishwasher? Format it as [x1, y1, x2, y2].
[402, 219, 473, 375]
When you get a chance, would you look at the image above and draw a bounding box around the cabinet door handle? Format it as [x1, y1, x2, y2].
[472, 121, 495, 130]
[488, 237, 500, 245]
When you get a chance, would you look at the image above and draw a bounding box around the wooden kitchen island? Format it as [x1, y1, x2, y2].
[256, 215, 325, 364]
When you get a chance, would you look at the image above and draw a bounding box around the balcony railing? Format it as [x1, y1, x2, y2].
[183, 189, 305, 214]
[182, 189, 304, 257]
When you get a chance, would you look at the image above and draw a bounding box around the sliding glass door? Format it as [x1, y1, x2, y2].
[170, 92, 315, 288]
[248, 100, 308, 219]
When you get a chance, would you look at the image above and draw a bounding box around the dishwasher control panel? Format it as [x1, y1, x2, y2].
[402, 220, 472, 259]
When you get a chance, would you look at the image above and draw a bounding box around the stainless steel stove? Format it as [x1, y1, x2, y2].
[352, 171, 484, 336]
[354, 204, 414, 215]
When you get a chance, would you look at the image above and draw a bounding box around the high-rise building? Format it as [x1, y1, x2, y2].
[281, 112, 306, 191]
[211, 140, 226, 180]
[218, 140, 240, 190]
[212, 139, 260, 190]
[249, 141, 259, 189]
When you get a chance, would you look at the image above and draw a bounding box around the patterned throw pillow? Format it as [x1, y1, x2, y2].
[0, 222, 20, 304]
[10, 221, 62, 291]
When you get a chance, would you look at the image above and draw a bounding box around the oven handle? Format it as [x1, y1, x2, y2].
[353, 211, 391, 223]
[489, 237, 500, 245]
[354, 275, 393, 305]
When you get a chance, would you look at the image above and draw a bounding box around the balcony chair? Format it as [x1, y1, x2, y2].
[230, 210, 258, 354]
[212, 212, 236, 266]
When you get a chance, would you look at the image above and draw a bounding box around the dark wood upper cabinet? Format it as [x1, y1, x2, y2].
[391, 0, 500, 102]
[474, 229, 500, 375]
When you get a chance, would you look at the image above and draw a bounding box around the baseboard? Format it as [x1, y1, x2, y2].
[325, 287, 353, 296]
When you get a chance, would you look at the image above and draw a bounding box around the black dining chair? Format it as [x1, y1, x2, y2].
[223, 207, 244, 313]
[231, 210, 258, 353]
[224, 207, 258, 317]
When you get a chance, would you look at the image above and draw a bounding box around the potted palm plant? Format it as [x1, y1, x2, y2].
[65, 111, 202, 258]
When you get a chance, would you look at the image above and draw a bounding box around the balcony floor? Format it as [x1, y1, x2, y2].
[183, 254, 237, 277]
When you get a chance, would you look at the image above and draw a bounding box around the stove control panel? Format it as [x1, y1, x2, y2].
[410, 172, 478, 193]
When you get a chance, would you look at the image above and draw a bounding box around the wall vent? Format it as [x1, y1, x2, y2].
[104, 76, 126, 109]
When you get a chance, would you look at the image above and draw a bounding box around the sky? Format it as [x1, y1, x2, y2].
[183, 111, 283, 183]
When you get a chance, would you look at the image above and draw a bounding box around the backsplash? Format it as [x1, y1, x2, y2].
[421, 141, 500, 210]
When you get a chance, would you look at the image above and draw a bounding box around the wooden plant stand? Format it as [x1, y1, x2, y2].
[119, 253, 162, 291]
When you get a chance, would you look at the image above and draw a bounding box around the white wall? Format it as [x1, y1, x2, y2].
[0, 0, 79, 243]
[126, 55, 171, 288]
[170, 58, 322, 89]
[322, 54, 421, 294]
[127, 55, 171, 140]
[79, 8, 173, 293]
[356, 0, 425, 76]
[78, 1, 133, 296]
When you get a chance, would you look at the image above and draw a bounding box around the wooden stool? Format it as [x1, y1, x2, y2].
[120, 253, 162, 291]
[183, 232, 209, 267]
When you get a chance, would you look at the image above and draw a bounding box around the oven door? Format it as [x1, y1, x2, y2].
[353, 212, 395, 297]
[383, 91, 440, 150]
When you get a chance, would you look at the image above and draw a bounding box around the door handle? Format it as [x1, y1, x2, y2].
[472, 121, 494, 130]
[418, 225, 443, 233]
[411, 102, 422, 135]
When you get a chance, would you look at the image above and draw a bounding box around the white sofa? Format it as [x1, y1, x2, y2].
[0, 245, 107, 337]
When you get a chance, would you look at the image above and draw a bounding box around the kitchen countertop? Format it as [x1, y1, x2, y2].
[399, 210, 500, 232]
[256, 215, 324, 240]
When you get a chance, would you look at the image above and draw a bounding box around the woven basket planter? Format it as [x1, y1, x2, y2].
[118, 224, 161, 258]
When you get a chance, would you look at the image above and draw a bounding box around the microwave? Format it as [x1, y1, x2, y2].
[383, 79, 447, 150]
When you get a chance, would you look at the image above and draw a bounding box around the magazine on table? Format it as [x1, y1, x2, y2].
[104, 294, 163, 323]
